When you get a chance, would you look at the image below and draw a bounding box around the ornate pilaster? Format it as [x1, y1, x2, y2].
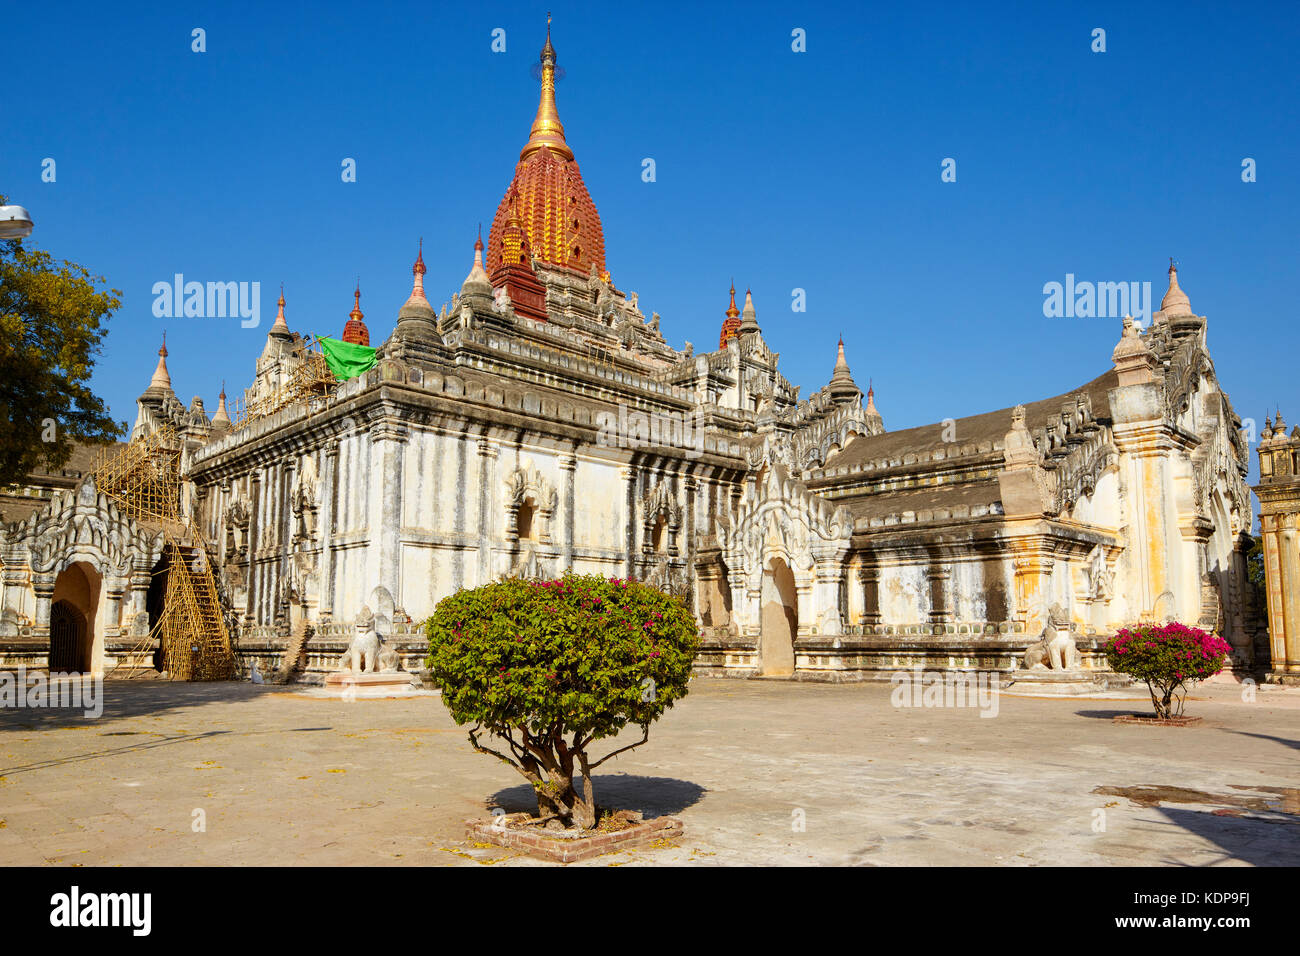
[477, 434, 496, 585]
[857, 563, 882, 625]
[103, 577, 126, 641]
[1012, 552, 1054, 634]
[371, 420, 408, 606]
[621, 463, 638, 579]
[127, 561, 152, 636]
[322, 440, 340, 617]
[559, 452, 577, 571]
[246, 471, 262, 627]
[927, 564, 953, 625]
[32, 573, 55, 634]
[1255, 421, 1300, 681]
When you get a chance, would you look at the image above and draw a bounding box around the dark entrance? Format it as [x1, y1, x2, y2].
[49, 600, 88, 672]
[147, 550, 171, 672]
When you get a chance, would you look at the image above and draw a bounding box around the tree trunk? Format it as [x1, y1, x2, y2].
[1148, 682, 1173, 720]
[553, 778, 597, 829]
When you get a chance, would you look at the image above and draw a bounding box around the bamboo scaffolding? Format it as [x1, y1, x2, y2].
[233, 335, 336, 429]
[92, 426, 234, 680]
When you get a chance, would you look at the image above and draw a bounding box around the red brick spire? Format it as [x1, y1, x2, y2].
[487, 19, 606, 277]
[342, 283, 370, 346]
[718, 281, 742, 348]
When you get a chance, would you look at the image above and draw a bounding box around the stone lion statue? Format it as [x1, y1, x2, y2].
[335, 604, 405, 675]
[1022, 603, 1082, 670]
[337, 606, 381, 673]
[377, 644, 402, 673]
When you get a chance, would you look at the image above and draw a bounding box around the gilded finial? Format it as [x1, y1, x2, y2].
[522, 15, 571, 160]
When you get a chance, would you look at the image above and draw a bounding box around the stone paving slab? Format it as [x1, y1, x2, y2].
[0, 677, 1296, 866]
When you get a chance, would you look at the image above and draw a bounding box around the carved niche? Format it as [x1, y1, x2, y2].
[503, 465, 558, 545]
[641, 480, 683, 556]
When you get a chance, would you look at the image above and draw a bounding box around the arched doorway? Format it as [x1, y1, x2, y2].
[50, 561, 100, 673]
[50, 601, 88, 672]
[760, 557, 798, 676]
[1206, 491, 1234, 639]
[147, 551, 171, 672]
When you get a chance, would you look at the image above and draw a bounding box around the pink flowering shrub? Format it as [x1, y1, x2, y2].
[1103, 622, 1231, 719]
[425, 572, 698, 829]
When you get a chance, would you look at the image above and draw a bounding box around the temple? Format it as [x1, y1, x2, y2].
[0, 24, 1265, 682]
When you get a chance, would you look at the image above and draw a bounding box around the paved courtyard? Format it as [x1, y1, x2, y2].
[0, 676, 1297, 866]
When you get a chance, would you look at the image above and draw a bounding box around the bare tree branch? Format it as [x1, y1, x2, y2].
[586, 724, 650, 770]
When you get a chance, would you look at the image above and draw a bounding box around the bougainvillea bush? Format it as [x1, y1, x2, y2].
[425, 573, 699, 829]
[1103, 622, 1232, 720]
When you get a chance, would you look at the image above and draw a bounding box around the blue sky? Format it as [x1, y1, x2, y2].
[5, 1, 1297, 482]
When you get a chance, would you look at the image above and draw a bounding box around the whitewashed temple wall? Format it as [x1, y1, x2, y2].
[196, 409, 721, 631]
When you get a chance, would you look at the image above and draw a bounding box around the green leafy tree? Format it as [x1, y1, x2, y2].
[0, 199, 125, 487]
[426, 573, 699, 829]
[1103, 622, 1232, 719]
[1246, 534, 1266, 590]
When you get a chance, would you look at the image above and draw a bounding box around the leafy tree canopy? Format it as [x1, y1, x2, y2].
[426, 573, 699, 829]
[0, 196, 125, 487]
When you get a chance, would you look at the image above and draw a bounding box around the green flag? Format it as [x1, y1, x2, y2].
[319, 337, 378, 382]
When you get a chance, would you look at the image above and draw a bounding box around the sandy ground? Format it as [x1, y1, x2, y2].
[0, 675, 1296, 866]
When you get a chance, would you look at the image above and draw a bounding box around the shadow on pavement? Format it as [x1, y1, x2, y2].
[0, 678, 284, 730]
[1158, 806, 1300, 866]
[1224, 730, 1300, 751]
[1073, 709, 1150, 720]
[490, 772, 707, 819]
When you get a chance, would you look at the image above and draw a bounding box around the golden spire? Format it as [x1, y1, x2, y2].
[500, 186, 528, 264]
[350, 284, 364, 322]
[718, 281, 742, 348]
[521, 13, 573, 161]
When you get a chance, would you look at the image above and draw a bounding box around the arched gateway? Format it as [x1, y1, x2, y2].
[715, 464, 854, 677]
[760, 557, 798, 675]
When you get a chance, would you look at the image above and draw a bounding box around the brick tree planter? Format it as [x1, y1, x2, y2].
[1113, 714, 1203, 727]
[465, 813, 684, 863]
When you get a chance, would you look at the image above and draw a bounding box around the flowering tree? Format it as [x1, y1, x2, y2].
[425, 573, 699, 829]
[1103, 622, 1231, 719]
